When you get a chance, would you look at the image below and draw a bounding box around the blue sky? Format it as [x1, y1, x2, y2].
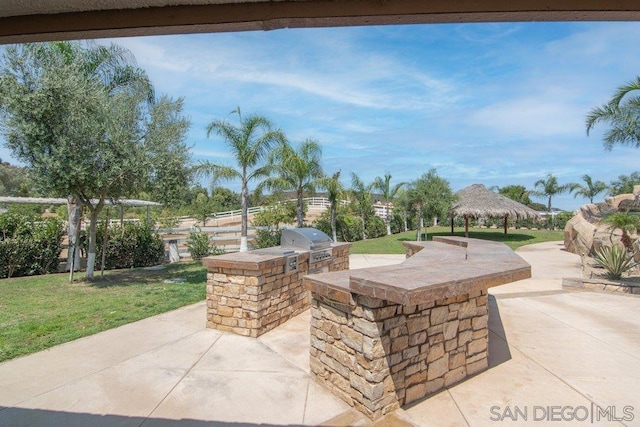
[3, 21, 640, 210]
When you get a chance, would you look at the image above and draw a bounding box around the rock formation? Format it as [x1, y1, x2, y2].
[564, 186, 639, 256]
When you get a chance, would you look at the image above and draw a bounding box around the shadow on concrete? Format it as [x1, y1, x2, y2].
[487, 295, 512, 369]
[0, 407, 291, 427]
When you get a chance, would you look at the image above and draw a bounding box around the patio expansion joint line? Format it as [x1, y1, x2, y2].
[5, 329, 207, 409]
[500, 300, 632, 423]
[139, 331, 224, 427]
[301, 375, 312, 425]
[444, 388, 471, 427]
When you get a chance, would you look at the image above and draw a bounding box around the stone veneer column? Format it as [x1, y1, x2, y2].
[309, 289, 488, 420]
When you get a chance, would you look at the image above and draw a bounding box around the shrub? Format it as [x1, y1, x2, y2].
[186, 228, 224, 260]
[366, 216, 387, 239]
[251, 202, 296, 249]
[92, 221, 164, 270]
[0, 215, 64, 278]
[593, 245, 636, 280]
[340, 214, 364, 242]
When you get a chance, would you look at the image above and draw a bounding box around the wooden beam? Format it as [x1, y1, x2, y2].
[1, 0, 640, 44]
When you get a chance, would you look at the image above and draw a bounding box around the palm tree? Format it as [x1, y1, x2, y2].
[586, 77, 640, 150]
[372, 173, 406, 236]
[261, 139, 324, 228]
[603, 212, 640, 252]
[532, 173, 570, 213]
[318, 171, 343, 242]
[569, 174, 608, 203]
[201, 108, 286, 252]
[350, 173, 374, 240]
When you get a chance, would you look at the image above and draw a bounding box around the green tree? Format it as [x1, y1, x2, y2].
[609, 172, 640, 196]
[569, 174, 608, 203]
[350, 173, 374, 240]
[532, 173, 570, 213]
[143, 96, 193, 207]
[210, 186, 241, 212]
[496, 185, 532, 206]
[407, 169, 454, 241]
[190, 192, 214, 226]
[200, 108, 286, 252]
[0, 160, 31, 196]
[372, 172, 406, 236]
[261, 139, 323, 228]
[0, 42, 190, 279]
[318, 170, 344, 242]
[586, 76, 640, 150]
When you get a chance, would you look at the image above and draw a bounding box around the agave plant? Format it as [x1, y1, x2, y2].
[593, 245, 636, 280]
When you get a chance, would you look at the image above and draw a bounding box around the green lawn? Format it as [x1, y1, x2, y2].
[0, 262, 206, 363]
[349, 226, 565, 254]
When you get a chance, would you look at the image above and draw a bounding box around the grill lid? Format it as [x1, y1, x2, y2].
[281, 227, 333, 251]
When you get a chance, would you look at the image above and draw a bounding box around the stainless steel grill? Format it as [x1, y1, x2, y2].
[281, 228, 333, 270]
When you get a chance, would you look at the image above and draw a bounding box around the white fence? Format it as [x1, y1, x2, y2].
[72, 197, 391, 260]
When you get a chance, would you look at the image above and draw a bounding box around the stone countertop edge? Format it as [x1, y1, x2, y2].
[305, 237, 531, 306]
[202, 241, 352, 271]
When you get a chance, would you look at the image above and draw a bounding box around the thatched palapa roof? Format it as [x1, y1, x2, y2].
[449, 184, 540, 237]
[450, 184, 540, 220]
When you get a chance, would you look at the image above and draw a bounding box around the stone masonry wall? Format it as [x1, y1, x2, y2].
[206, 244, 350, 338]
[309, 289, 489, 420]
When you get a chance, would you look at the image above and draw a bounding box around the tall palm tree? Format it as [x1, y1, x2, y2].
[569, 174, 608, 203]
[350, 172, 374, 240]
[318, 171, 343, 242]
[201, 108, 286, 252]
[532, 173, 570, 213]
[261, 139, 324, 228]
[586, 76, 640, 150]
[372, 173, 406, 236]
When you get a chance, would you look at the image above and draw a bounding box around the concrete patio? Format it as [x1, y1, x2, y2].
[1, 242, 639, 426]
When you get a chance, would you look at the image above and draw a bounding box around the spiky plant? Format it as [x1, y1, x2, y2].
[593, 245, 636, 280]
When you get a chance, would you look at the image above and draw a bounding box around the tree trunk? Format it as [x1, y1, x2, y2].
[361, 215, 367, 240]
[86, 208, 99, 279]
[331, 204, 337, 242]
[65, 196, 82, 272]
[385, 202, 392, 235]
[416, 206, 422, 241]
[240, 180, 249, 252]
[297, 188, 304, 228]
[503, 214, 508, 236]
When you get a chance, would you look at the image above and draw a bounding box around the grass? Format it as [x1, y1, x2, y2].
[349, 226, 565, 254]
[0, 262, 207, 363]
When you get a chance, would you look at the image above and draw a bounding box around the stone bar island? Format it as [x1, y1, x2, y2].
[202, 239, 351, 338]
[305, 237, 531, 420]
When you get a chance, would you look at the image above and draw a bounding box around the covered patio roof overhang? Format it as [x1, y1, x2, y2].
[0, 1, 639, 44]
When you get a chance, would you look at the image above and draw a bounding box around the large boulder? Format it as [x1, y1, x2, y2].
[564, 191, 639, 256]
[592, 226, 622, 254]
[564, 215, 597, 255]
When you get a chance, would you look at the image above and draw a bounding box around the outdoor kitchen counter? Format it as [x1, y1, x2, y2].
[306, 237, 531, 420]
[203, 241, 351, 338]
[304, 236, 531, 306]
